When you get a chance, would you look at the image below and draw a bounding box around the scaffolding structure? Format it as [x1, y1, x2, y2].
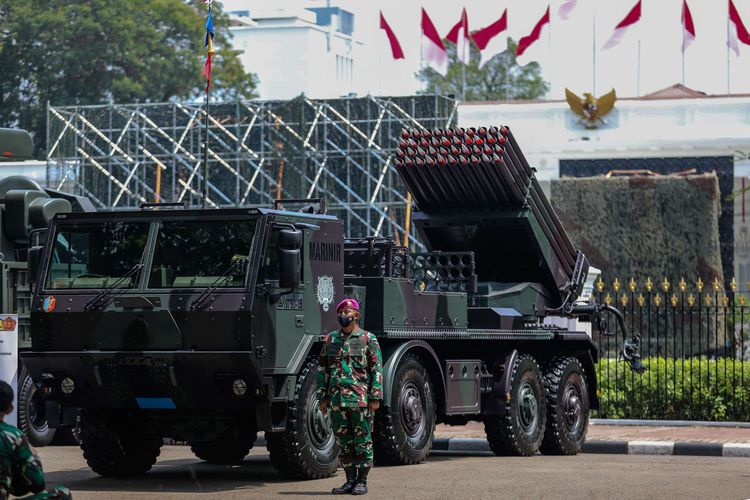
[47, 95, 457, 247]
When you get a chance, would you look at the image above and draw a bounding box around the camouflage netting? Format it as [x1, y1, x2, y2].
[550, 173, 724, 286]
[551, 174, 726, 356]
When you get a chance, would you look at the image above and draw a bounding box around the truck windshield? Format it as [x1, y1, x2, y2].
[148, 219, 256, 288]
[45, 221, 150, 289]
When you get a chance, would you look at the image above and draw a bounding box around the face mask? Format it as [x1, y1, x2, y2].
[338, 314, 354, 328]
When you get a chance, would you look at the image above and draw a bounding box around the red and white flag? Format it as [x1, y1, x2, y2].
[681, 1, 696, 52]
[602, 0, 641, 50]
[516, 6, 550, 65]
[421, 8, 449, 75]
[728, 0, 750, 56]
[379, 11, 405, 60]
[456, 8, 471, 65]
[472, 9, 508, 69]
[558, 0, 578, 20]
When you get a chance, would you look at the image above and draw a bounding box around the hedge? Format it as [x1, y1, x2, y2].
[594, 357, 750, 421]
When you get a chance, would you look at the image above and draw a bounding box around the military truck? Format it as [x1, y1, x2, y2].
[22, 126, 642, 478]
[0, 129, 95, 445]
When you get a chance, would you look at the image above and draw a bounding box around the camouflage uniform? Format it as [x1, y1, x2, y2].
[0, 422, 71, 499]
[316, 325, 383, 470]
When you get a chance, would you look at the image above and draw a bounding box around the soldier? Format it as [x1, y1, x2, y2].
[317, 298, 383, 496]
[0, 380, 71, 499]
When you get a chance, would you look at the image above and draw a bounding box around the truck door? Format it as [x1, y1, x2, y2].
[258, 227, 305, 372]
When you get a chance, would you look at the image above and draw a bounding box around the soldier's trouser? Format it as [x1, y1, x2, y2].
[19, 485, 72, 500]
[330, 406, 373, 470]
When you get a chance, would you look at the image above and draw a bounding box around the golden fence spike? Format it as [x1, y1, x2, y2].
[740, 294, 747, 307]
[722, 295, 730, 307]
[661, 277, 670, 293]
[654, 293, 662, 307]
[596, 277, 605, 293]
[696, 277, 704, 292]
[705, 294, 712, 306]
[637, 294, 645, 307]
[620, 294, 629, 307]
[678, 277, 687, 292]
[670, 293, 678, 307]
[628, 277, 637, 292]
[604, 293, 612, 306]
[713, 277, 721, 292]
[731, 277, 737, 292]
[646, 277, 654, 292]
[613, 278, 621, 292]
[687, 293, 695, 307]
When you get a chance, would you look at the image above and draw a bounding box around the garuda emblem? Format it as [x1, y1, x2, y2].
[565, 88, 617, 129]
[316, 275, 334, 312]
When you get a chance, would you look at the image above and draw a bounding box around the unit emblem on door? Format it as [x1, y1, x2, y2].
[316, 275, 334, 312]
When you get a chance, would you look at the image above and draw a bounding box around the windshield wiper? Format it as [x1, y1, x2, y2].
[189, 256, 249, 311]
[84, 263, 144, 311]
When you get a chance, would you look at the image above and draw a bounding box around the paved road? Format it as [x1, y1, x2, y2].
[39, 446, 750, 499]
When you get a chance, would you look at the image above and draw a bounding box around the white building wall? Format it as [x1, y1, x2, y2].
[230, 11, 363, 100]
[457, 97, 750, 180]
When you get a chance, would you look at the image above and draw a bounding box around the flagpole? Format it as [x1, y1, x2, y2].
[636, 39, 641, 96]
[203, 85, 210, 208]
[461, 64, 466, 101]
[727, 2, 731, 95]
[681, 44, 685, 85]
[548, 9, 553, 99]
[592, 4, 597, 96]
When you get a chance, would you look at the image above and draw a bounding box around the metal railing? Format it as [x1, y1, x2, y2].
[593, 276, 750, 421]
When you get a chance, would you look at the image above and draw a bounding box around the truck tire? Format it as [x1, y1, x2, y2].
[17, 368, 56, 447]
[266, 359, 338, 479]
[373, 353, 435, 465]
[190, 426, 256, 464]
[540, 356, 589, 455]
[484, 354, 546, 456]
[78, 410, 162, 476]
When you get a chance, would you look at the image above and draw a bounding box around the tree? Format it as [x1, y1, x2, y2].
[0, 0, 258, 155]
[416, 38, 549, 102]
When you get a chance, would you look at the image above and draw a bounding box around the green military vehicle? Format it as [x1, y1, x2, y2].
[22, 126, 642, 478]
[0, 129, 95, 446]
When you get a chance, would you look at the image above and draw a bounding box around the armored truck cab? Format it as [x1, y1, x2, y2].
[23, 126, 642, 479]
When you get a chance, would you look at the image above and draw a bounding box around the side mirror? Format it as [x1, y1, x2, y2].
[28, 245, 43, 284]
[279, 229, 303, 289]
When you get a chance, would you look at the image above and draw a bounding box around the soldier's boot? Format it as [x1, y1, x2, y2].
[351, 467, 369, 495]
[332, 467, 357, 494]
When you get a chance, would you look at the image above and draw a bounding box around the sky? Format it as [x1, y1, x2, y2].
[223, 0, 750, 100]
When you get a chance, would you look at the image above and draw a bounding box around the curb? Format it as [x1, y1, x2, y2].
[591, 418, 750, 429]
[430, 438, 750, 457]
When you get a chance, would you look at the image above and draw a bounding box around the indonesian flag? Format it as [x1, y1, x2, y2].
[516, 6, 550, 65]
[456, 8, 471, 65]
[421, 8, 449, 76]
[558, 0, 578, 20]
[603, 0, 641, 50]
[472, 9, 508, 69]
[728, 0, 750, 56]
[379, 11, 405, 60]
[682, 1, 696, 52]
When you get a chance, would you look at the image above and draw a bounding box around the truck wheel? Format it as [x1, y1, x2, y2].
[373, 353, 435, 465]
[484, 354, 546, 456]
[190, 426, 256, 464]
[18, 368, 56, 447]
[78, 410, 162, 476]
[540, 357, 589, 455]
[266, 359, 338, 479]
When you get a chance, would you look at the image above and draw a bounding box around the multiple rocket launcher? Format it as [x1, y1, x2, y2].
[394, 125, 583, 306]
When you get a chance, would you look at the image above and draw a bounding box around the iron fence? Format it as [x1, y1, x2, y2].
[593, 276, 750, 421]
